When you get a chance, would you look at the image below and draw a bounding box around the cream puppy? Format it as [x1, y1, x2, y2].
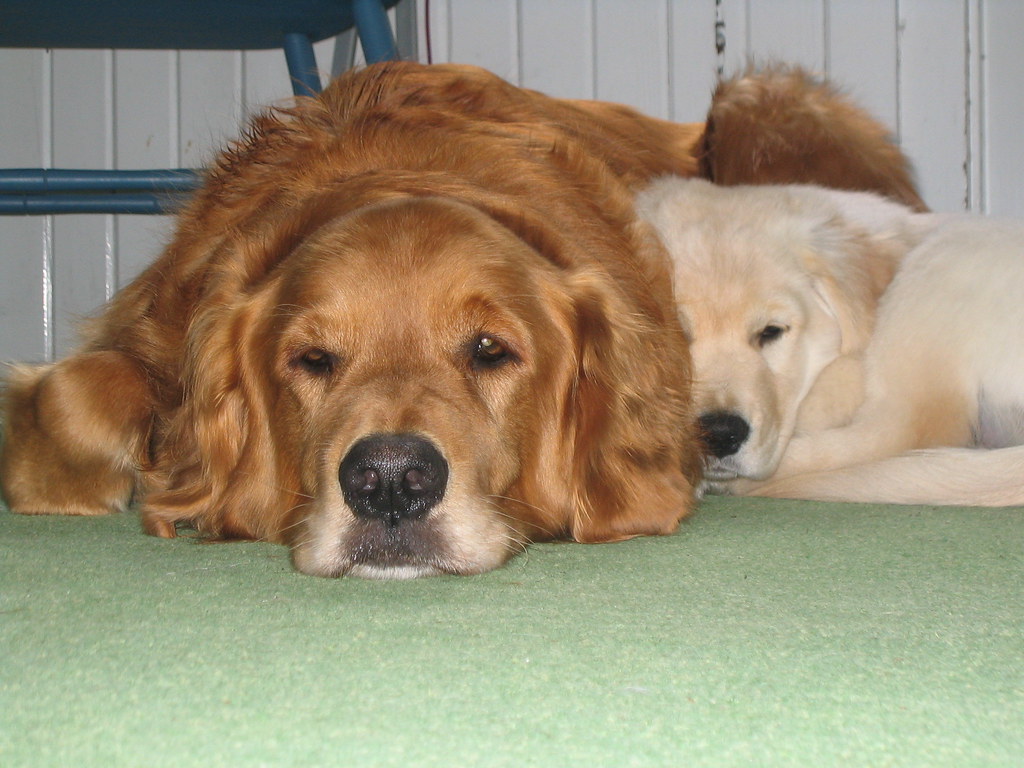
[638, 178, 1024, 506]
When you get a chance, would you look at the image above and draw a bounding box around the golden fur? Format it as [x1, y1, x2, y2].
[698, 66, 925, 211]
[1, 62, 923, 577]
[640, 178, 1024, 506]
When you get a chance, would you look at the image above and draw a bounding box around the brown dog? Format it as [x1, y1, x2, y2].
[0, 62, 920, 578]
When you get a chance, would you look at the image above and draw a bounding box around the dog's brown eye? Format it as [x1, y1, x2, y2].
[295, 348, 336, 375]
[472, 335, 512, 369]
[757, 325, 786, 347]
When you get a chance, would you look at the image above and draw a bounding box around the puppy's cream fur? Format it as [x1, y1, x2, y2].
[639, 178, 1024, 506]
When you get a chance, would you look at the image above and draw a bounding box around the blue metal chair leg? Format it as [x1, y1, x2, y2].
[0, 0, 402, 214]
[283, 32, 322, 95]
[353, 0, 399, 62]
[283, 0, 398, 98]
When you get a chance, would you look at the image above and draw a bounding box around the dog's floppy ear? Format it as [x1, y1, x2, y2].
[445, 183, 699, 541]
[802, 192, 922, 354]
[140, 287, 298, 541]
[564, 269, 699, 543]
[804, 235, 879, 356]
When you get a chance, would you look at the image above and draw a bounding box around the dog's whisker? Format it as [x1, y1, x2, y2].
[485, 494, 556, 542]
[230, 469, 314, 501]
[276, 506, 316, 537]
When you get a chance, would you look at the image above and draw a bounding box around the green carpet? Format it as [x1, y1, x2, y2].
[2, 497, 1021, 767]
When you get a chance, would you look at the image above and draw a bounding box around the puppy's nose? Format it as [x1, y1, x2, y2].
[698, 411, 751, 458]
[339, 433, 449, 525]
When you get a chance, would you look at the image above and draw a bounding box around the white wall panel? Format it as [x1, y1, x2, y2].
[826, 0, 899, 133]
[982, 0, 1024, 217]
[668, 0, 720, 123]
[113, 51, 177, 168]
[179, 51, 244, 166]
[113, 51, 178, 288]
[0, 218, 49, 363]
[898, 0, 971, 212]
[51, 54, 109, 354]
[0, 50, 49, 362]
[2, 0, 1023, 364]
[747, 0, 826, 70]
[243, 49, 293, 111]
[593, 0, 671, 116]
[446, 0, 518, 81]
[50, 50, 112, 355]
[519, 0, 594, 98]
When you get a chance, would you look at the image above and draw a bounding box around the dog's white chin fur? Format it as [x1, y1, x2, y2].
[347, 563, 445, 580]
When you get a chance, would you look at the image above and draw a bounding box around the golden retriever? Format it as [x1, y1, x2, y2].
[0, 62, 922, 578]
[639, 177, 1024, 506]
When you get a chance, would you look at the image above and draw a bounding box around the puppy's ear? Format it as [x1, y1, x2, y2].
[564, 270, 699, 543]
[140, 289, 298, 541]
[805, 238, 878, 355]
[804, 194, 920, 354]
[1, 351, 152, 516]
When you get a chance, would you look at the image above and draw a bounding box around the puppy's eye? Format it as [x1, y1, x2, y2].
[756, 325, 786, 347]
[294, 347, 337, 375]
[472, 335, 513, 369]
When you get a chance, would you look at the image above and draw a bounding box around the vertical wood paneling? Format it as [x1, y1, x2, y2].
[179, 51, 243, 167]
[716, 0, 752, 75]
[0, 218, 49, 362]
[747, 0, 826, 70]
[51, 50, 112, 355]
[668, 0, 720, 122]
[593, 0, 670, 117]
[826, 0, 899, 133]
[113, 52, 177, 169]
[982, 0, 1024, 217]
[519, 0, 594, 98]
[446, 0, 518, 81]
[966, 0, 983, 213]
[898, 0, 970, 212]
[0, 50, 48, 363]
[113, 51, 178, 287]
[243, 49, 294, 111]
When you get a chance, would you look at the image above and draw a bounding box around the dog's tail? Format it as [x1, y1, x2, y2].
[750, 445, 1024, 507]
[700, 65, 927, 212]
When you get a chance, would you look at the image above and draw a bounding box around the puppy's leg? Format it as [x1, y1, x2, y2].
[1, 351, 153, 515]
[748, 445, 1024, 507]
[772, 386, 971, 480]
[794, 353, 866, 434]
[732, 382, 972, 500]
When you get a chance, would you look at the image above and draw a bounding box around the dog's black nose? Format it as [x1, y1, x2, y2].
[698, 412, 751, 458]
[339, 433, 449, 525]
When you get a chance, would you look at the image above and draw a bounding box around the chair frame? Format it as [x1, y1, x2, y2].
[0, 0, 407, 215]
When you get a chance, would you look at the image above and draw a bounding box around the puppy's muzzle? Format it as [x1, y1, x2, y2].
[698, 411, 750, 458]
[339, 433, 449, 526]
